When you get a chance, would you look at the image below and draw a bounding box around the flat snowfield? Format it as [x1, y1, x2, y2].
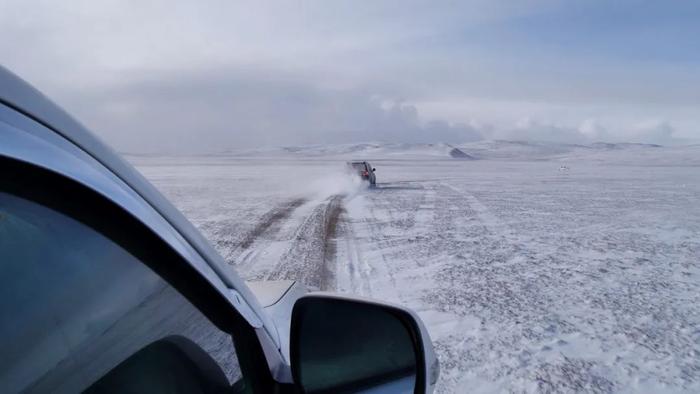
[131, 144, 700, 393]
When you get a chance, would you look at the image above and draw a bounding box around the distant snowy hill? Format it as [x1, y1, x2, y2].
[208, 140, 700, 166]
[229, 142, 477, 160]
[455, 140, 668, 160]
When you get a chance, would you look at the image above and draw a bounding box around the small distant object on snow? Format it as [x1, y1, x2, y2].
[449, 147, 476, 159]
[558, 165, 570, 171]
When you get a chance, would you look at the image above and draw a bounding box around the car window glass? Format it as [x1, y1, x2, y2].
[0, 190, 241, 393]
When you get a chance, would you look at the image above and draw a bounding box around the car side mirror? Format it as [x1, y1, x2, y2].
[290, 294, 439, 393]
[372, 168, 376, 172]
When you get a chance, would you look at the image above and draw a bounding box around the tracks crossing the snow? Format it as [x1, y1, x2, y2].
[266, 195, 344, 290]
[143, 157, 700, 394]
[222, 194, 348, 292]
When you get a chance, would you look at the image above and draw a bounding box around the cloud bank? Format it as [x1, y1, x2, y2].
[59, 68, 484, 153]
[1, 0, 697, 152]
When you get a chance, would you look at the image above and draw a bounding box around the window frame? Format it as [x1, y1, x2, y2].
[0, 156, 281, 391]
[0, 105, 285, 392]
[0, 102, 268, 331]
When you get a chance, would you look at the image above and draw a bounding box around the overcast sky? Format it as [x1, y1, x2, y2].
[2, 0, 699, 152]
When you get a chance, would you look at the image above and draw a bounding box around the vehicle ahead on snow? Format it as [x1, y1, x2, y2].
[347, 161, 377, 186]
[0, 66, 438, 394]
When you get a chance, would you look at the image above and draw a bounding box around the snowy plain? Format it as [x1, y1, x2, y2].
[130, 141, 700, 393]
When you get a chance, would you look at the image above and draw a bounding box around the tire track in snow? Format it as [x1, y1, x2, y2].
[226, 197, 309, 276]
[239, 198, 307, 249]
[266, 195, 345, 291]
[337, 182, 430, 301]
[214, 198, 306, 259]
[335, 216, 374, 297]
[320, 196, 344, 291]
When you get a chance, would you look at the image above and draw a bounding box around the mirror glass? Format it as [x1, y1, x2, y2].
[292, 297, 418, 394]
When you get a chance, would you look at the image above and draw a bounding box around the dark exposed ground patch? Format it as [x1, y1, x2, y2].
[449, 147, 476, 160]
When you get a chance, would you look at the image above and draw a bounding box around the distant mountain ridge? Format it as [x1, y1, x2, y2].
[225, 140, 671, 158]
[230, 142, 476, 159]
[166, 140, 700, 166]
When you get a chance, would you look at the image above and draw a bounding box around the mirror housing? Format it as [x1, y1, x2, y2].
[372, 168, 376, 172]
[290, 293, 438, 393]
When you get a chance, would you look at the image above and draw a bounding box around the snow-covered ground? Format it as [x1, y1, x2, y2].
[130, 142, 700, 393]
